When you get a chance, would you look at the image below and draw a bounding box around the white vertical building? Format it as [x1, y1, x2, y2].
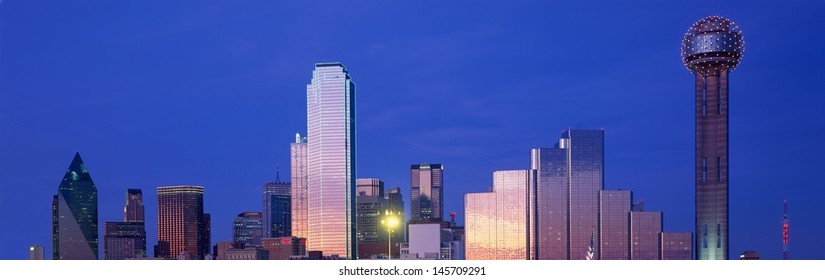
[306, 62, 357, 259]
[400, 223, 464, 260]
[290, 133, 308, 239]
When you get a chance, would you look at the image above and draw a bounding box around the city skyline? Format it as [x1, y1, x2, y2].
[1, 1, 824, 259]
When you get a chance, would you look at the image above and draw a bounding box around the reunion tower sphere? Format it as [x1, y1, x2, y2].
[681, 15, 745, 72]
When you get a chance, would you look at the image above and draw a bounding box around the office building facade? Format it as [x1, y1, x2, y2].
[630, 211, 663, 260]
[599, 190, 631, 260]
[306, 62, 357, 259]
[233, 211, 264, 247]
[104, 222, 147, 259]
[355, 178, 387, 259]
[410, 163, 444, 222]
[530, 129, 604, 260]
[102, 189, 148, 260]
[52, 152, 99, 260]
[661, 232, 693, 260]
[156, 185, 209, 260]
[124, 189, 144, 223]
[465, 170, 533, 260]
[290, 133, 308, 239]
[262, 237, 307, 260]
[263, 181, 291, 238]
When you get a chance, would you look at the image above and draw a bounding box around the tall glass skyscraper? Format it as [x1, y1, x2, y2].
[306, 62, 357, 259]
[410, 163, 444, 222]
[263, 180, 291, 238]
[52, 152, 99, 260]
[465, 170, 534, 260]
[290, 133, 308, 239]
[530, 145, 567, 260]
[682, 16, 744, 260]
[530, 129, 604, 260]
[156, 185, 209, 259]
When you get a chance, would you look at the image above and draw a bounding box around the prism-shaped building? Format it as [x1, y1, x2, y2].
[52, 152, 99, 260]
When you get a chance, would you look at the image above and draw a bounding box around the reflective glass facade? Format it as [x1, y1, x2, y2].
[156, 185, 208, 259]
[530, 147, 567, 259]
[263, 181, 291, 238]
[530, 129, 604, 260]
[411, 163, 443, 222]
[599, 190, 631, 260]
[630, 211, 662, 260]
[306, 63, 357, 259]
[465, 170, 533, 260]
[52, 153, 99, 260]
[357, 178, 384, 197]
[661, 232, 693, 260]
[290, 134, 308, 239]
[565, 130, 605, 260]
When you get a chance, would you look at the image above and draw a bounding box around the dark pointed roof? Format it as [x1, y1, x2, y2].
[59, 152, 94, 191]
[69, 152, 85, 173]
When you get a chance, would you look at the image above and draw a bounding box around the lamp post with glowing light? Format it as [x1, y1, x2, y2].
[381, 210, 401, 260]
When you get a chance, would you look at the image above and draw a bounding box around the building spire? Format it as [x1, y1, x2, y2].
[275, 164, 280, 182]
[783, 199, 790, 260]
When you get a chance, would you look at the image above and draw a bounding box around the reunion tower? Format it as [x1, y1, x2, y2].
[681, 15, 744, 260]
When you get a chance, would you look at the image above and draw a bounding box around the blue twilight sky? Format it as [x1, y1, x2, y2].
[1, 0, 824, 260]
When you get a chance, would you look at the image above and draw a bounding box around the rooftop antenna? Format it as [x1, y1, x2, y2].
[783, 199, 790, 260]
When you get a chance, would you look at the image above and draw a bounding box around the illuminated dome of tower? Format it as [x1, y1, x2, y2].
[681, 15, 745, 72]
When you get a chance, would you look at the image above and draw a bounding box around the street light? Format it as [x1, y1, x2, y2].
[381, 210, 401, 260]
